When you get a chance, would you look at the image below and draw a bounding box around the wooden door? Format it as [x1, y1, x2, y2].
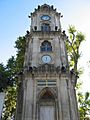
[40, 105, 55, 120]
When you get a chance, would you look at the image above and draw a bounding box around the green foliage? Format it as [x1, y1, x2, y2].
[66, 25, 85, 73]
[1, 56, 17, 120]
[76, 81, 83, 90]
[76, 81, 90, 119]
[0, 63, 8, 92]
[66, 25, 90, 119]
[2, 86, 17, 120]
[77, 92, 90, 120]
[1, 36, 26, 120]
[6, 56, 16, 74]
[0, 58, 17, 92]
[15, 36, 26, 72]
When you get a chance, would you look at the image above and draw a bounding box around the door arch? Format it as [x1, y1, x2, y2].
[37, 88, 57, 120]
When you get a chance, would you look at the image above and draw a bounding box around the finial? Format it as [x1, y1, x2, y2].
[28, 15, 31, 18]
[26, 30, 29, 34]
[61, 15, 63, 17]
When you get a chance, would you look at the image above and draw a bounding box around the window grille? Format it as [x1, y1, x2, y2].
[37, 80, 56, 87]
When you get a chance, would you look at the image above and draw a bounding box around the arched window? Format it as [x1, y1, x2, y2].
[41, 23, 50, 32]
[40, 41, 52, 52]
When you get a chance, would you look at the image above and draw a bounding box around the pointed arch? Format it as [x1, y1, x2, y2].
[38, 87, 56, 101]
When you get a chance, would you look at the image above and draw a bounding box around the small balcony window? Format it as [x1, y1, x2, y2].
[41, 23, 50, 32]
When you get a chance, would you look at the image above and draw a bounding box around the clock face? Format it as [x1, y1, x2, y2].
[41, 15, 51, 20]
[42, 55, 51, 63]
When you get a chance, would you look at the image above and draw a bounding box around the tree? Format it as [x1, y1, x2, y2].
[0, 63, 8, 92]
[78, 92, 90, 120]
[2, 36, 26, 120]
[1, 56, 17, 119]
[66, 25, 85, 71]
[66, 25, 85, 86]
[66, 26, 90, 119]
[76, 81, 90, 120]
[0, 57, 16, 92]
[15, 36, 26, 72]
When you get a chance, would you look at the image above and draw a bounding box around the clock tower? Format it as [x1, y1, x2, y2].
[15, 4, 79, 120]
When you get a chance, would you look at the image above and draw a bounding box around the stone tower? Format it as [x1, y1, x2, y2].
[15, 4, 79, 120]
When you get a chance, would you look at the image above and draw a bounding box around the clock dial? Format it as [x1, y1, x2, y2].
[41, 15, 51, 20]
[42, 55, 51, 63]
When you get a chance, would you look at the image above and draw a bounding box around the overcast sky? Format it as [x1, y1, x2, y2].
[0, 0, 90, 92]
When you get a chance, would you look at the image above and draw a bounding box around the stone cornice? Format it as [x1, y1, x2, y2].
[23, 63, 69, 77]
[28, 4, 61, 18]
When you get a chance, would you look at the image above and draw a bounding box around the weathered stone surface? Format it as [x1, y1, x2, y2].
[15, 4, 79, 120]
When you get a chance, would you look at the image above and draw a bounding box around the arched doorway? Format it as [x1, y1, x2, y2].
[38, 88, 56, 120]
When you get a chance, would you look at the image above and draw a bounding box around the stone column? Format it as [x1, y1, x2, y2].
[59, 74, 71, 120]
[0, 92, 5, 119]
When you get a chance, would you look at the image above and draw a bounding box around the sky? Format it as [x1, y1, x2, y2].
[0, 0, 90, 92]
